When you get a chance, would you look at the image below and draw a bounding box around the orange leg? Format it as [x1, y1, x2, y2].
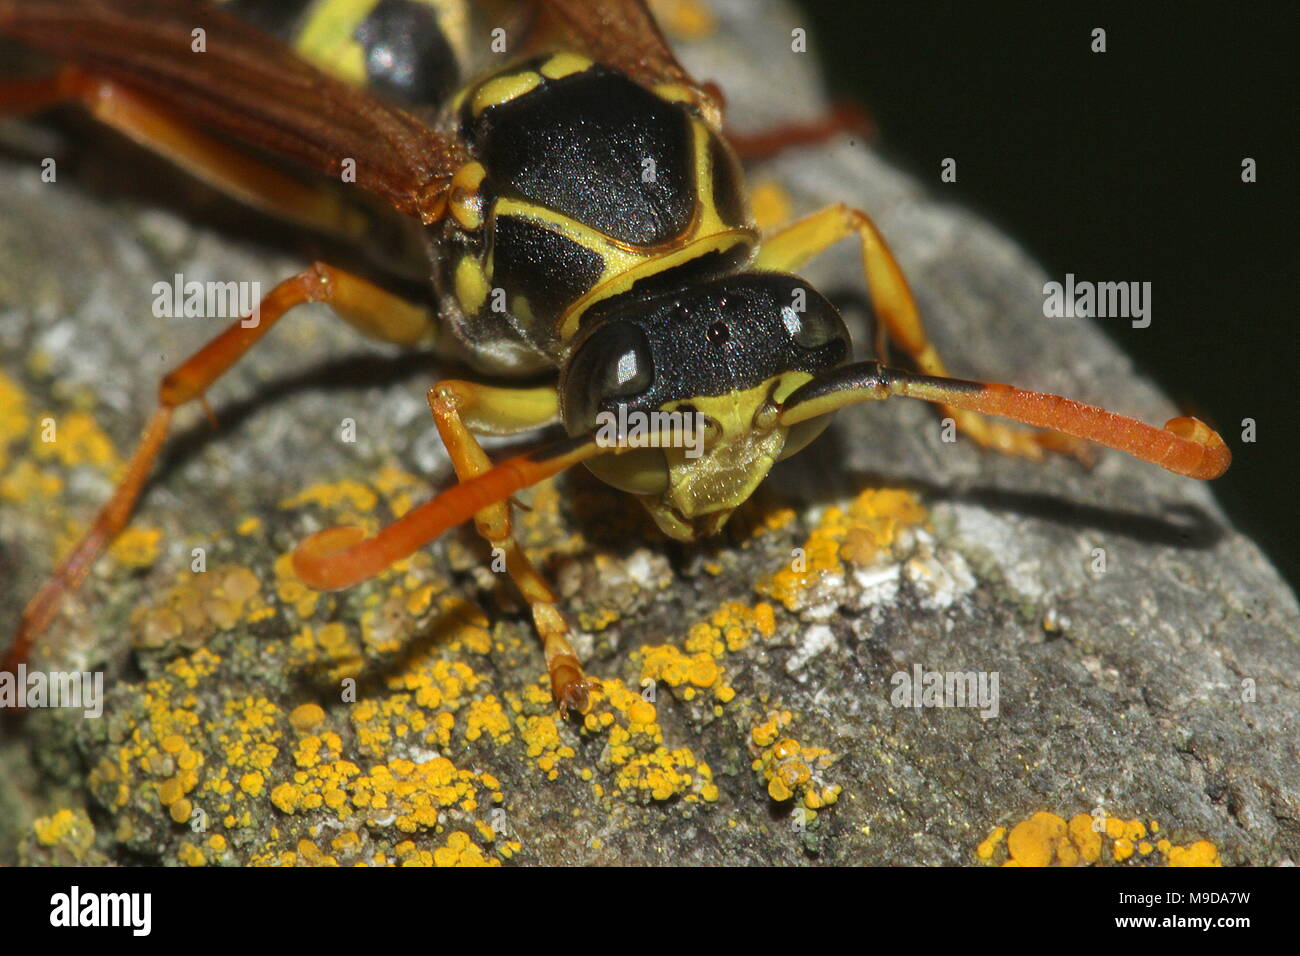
[1, 67, 598, 713]
[2, 263, 433, 677]
[291, 380, 605, 715]
[757, 202, 1093, 463]
[429, 381, 599, 716]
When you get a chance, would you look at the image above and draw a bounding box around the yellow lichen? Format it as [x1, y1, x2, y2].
[32, 808, 94, 855]
[749, 711, 840, 814]
[757, 488, 927, 610]
[177, 841, 206, 866]
[975, 827, 1003, 861]
[280, 480, 378, 516]
[0, 458, 63, 502]
[1068, 813, 1102, 863]
[31, 410, 119, 470]
[274, 552, 320, 619]
[108, 526, 161, 569]
[169, 798, 193, 825]
[1168, 841, 1221, 867]
[0, 372, 32, 451]
[133, 565, 270, 649]
[288, 702, 326, 733]
[465, 696, 512, 745]
[433, 830, 498, 867]
[981, 811, 1222, 867]
[1006, 812, 1067, 867]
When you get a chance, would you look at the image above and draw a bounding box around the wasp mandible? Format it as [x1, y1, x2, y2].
[0, 0, 1230, 714]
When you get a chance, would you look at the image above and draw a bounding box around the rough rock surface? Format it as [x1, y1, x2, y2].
[1, 0, 1296, 866]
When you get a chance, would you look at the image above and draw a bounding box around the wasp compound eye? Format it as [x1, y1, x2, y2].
[606, 343, 652, 398]
[559, 321, 668, 497]
[561, 321, 655, 434]
[783, 299, 844, 350]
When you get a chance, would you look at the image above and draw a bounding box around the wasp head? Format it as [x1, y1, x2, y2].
[560, 273, 849, 540]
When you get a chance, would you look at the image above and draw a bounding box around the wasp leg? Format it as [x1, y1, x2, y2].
[756, 203, 1092, 463]
[425, 380, 599, 717]
[0, 66, 368, 239]
[2, 263, 434, 677]
[726, 103, 875, 160]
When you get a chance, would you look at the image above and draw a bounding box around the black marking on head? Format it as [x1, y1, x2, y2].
[468, 64, 695, 246]
[561, 272, 849, 433]
[617, 244, 754, 306]
[354, 0, 461, 107]
[491, 215, 605, 323]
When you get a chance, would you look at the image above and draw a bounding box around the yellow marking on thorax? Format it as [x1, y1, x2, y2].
[448, 161, 487, 231]
[477, 190, 754, 338]
[556, 229, 756, 339]
[551, 115, 756, 339]
[488, 195, 753, 316]
[652, 81, 724, 130]
[454, 257, 490, 315]
[651, 83, 698, 106]
[458, 91, 756, 335]
[471, 71, 543, 117]
[540, 52, 594, 80]
[492, 198, 656, 269]
[690, 118, 752, 233]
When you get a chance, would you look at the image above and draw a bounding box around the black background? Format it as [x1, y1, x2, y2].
[799, 1, 1296, 589]
[0, 862, 1284, 936]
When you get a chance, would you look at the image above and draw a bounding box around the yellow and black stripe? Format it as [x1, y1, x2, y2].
[438, 52, 759, 366]
[219, 0, 474, 107]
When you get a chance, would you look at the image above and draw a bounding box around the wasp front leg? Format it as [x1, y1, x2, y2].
[757, 202, 1092, 463]
[425, 380, 600, 716]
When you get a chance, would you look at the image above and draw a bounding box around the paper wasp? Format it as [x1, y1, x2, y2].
[0, 0, 1230, 716]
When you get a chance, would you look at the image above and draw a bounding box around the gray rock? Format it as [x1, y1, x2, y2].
[1, 0, 1296, 866]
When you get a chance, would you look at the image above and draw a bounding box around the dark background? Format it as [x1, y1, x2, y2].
[798, 1, 1296, 589]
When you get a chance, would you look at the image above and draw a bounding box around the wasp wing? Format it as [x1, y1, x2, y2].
[0, 0, 466, 221]
[537, 0, 722, 115]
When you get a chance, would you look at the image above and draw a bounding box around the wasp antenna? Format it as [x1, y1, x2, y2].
[779, 361, 1231, 481]
[291, 433, 609, 590]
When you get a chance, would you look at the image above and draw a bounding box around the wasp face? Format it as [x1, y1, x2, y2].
[560, 273, 850, 540]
